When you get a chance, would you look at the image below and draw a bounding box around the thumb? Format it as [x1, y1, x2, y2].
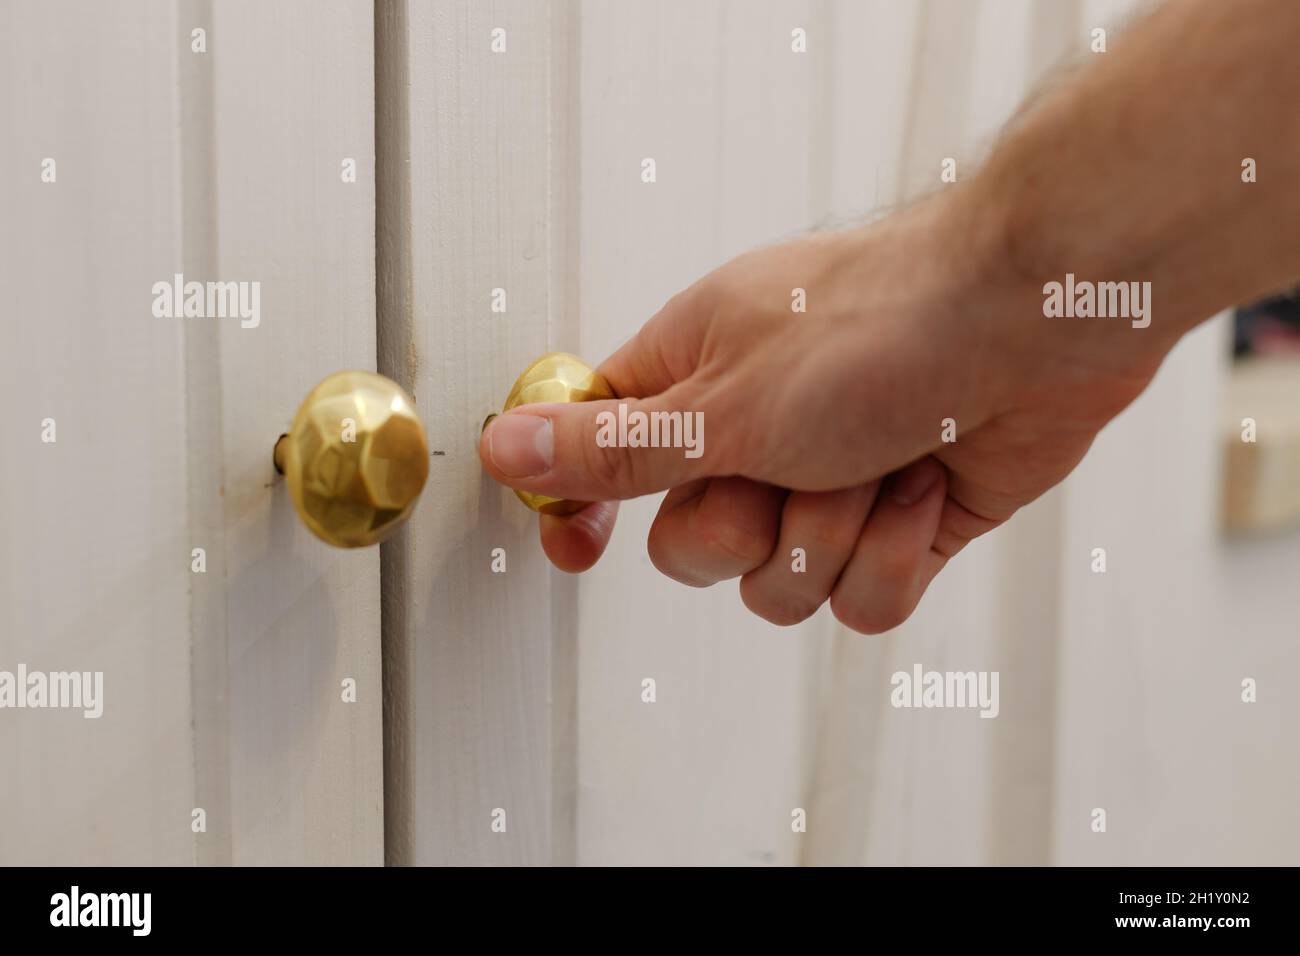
[479, 388, 715, 502]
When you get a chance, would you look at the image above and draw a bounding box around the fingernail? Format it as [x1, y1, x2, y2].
[891, 461, 941, 506]
[487, 414, 553, 477]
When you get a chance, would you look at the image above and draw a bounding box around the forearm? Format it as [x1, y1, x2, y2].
[965, 0, 1300, 359]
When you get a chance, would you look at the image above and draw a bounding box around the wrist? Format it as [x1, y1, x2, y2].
[946, 156, 1176, 389]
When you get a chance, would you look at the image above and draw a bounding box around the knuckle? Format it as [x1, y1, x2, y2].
[829, 592, 869, 634]
[695, 510, 776, 570]
[661, 288, 694, 317]
[645, 520, 674, 575]
[646, 520, 710, 588]
[830, 588, 912, 636]
[803, 522, 851, 553]
[739, 576, 820, 627]
[583, 430, 639, 496]
[874, 548, 918, 590]
[786, 502, 859, 553]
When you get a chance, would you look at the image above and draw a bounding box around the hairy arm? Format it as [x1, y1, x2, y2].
[968, 0, 1300, 360]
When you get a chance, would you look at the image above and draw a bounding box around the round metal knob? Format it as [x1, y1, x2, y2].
[493, 352, 615, 515]
[273, 370, 428, 548]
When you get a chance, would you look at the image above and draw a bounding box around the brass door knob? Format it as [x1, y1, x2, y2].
[491, 352, 615, 515]
[274, 370, 429, 547]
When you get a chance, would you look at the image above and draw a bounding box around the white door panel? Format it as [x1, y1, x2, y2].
[376, 0, 577, 865]
[0, 0, 382, 865]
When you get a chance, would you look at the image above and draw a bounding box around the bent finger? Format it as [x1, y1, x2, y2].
[539, 500, 620, 573]
[830, 457, 949, 635]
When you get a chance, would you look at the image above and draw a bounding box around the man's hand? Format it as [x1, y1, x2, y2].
[479, 0, 1300, 633]
[479, 190, 1165, 633]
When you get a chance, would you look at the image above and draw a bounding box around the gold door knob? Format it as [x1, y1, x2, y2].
[273, 370, 429, 548]
[491, 352, 615, 515]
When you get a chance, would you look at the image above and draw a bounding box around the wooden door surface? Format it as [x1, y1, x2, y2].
[15, 0, 1290, 871]
[375, 0, 841, 866]
[376, 0, 581, 866]
[0, 0, 383, 865]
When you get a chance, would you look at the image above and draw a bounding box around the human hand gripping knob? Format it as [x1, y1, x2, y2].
[478, 193, 1164, 633]
[479, 0, 1300, 633]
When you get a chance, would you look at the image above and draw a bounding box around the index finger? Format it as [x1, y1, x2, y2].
[596, 285, 712, 400]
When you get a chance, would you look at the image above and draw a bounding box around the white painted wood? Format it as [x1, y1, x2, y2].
[806, 0, 1300, 867]
[377, 0, 577, 865]
[376, 0, 839, 866]
[0, 0, 381, 865]
[804, 0, 1081, 866]
[207, 0, 383, 867]
[0, 0, 196, 867]
[573, 0, 834, 867]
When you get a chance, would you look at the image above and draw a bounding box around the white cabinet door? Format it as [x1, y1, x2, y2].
[376, 0, 579, 866]
[376, 0, 835, 866]
[0, 0, 382, 865]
